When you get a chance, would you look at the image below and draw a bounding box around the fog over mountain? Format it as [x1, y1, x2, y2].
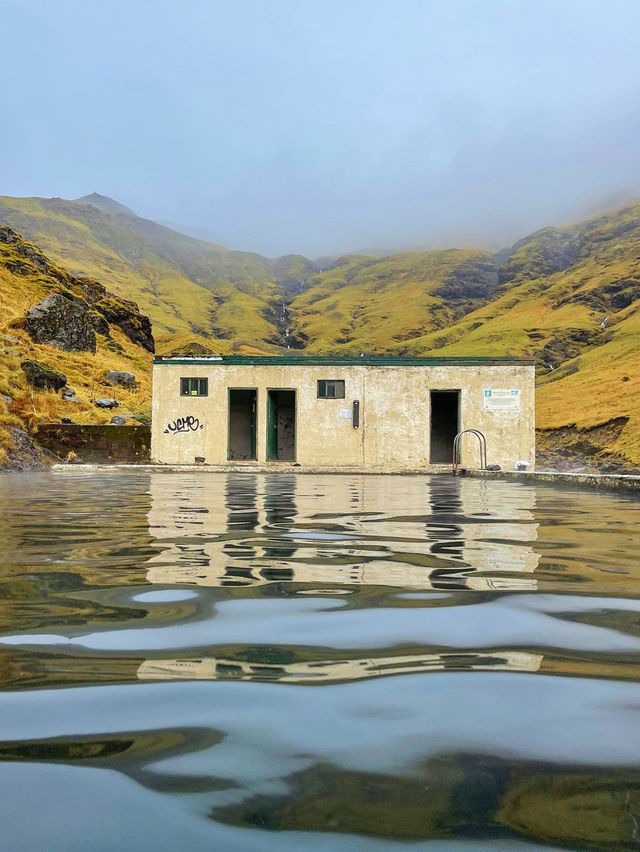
[4, 0, 640, 256]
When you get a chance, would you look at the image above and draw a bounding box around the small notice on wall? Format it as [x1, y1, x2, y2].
[483, 389, 521, 412]
[339, 409, 352, 419]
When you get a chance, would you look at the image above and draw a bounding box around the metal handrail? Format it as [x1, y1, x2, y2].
[452, 429, 487, 471]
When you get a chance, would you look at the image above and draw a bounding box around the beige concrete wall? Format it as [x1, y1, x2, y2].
[151, 362, 535, 470]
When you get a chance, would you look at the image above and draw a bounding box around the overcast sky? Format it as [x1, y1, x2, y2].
[3, 0, 640, 257]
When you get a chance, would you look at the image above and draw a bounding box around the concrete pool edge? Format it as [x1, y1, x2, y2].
[48, 462, 640, 491]
[463, 468, 640, 492]
[49, 463, 456, 475]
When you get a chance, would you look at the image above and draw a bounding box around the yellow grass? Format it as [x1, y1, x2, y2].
[0, 250, 153, 462]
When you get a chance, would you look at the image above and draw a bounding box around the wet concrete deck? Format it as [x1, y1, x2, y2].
[51, 463, 453, 475]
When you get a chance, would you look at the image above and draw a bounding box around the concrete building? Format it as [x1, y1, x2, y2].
[151, 355, 535, 470]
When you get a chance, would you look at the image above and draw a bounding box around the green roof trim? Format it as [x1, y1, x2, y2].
[154, 355, 535, 367]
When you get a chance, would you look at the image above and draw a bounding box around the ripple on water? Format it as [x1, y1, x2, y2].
[0, 471, 640, 849]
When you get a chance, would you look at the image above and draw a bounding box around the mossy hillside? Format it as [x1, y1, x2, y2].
[0, 196, 503, 354]
[288, 249, 497, 353]
[497, 226, 578, 285]
[271, 254, 318, 296]
[0, 231, 154, 464]
[0, 195, 286, 347]
[380, 203, 640, 463]
[536, 308, 640, 464]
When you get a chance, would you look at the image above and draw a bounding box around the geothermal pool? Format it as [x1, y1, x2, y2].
[0, 471, 639, 849]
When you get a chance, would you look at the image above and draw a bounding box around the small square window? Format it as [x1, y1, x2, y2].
[317, 379, 345, 399]
[181, 377, 208, 397]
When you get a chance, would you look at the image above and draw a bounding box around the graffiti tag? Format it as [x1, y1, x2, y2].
[164, 415, 203, 435]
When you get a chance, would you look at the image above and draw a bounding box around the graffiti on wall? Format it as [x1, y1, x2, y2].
[164, 415, 203, 435]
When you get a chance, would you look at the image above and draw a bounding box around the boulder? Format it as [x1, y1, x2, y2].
[25, 294, 96, 353]
[110, 415, 127, 425]
[95, 398, 119, 409]
[104, 370, 136, 388]
[21, 359, 67, 391]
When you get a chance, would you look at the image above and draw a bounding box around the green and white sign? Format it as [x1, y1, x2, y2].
[483, 388, 521, 412]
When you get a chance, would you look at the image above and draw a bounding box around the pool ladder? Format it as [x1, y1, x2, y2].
[452, 429, 487, 472]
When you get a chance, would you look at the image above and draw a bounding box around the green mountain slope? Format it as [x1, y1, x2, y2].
[1, 193, 639, 467]
[0, 194, 292, 348]
[0, 194, 500, 355]
[384, 203, 640, 465]
[287, 250, 498, 352]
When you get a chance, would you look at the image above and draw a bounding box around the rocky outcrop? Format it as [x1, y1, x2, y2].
[0, 226, 67, 283]
[435, 255, 499, 301]
[25, 294, 97, 352]
[21, 359, 67, 391]
[104, 370, 136, 388]
[87, 310, 111, 337]
[536, 417, 631, 473]
[533, 327, 612, 370]
[0, 427, 46, 471]
[1, 227, 154, 355]
[91, 295, 155, 352]
[22, 279, 154, 355]
[74, 279, 154, 352]
[497, 227, 580, 286]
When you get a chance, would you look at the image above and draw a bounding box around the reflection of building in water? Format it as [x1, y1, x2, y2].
[137, 650, 543, 684]
[146, 474, 540, 592]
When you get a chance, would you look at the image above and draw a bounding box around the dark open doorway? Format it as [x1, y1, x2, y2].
[228, 389, 257, 460]
[430, 390, 460, 463]
[266, 390, 296, 461]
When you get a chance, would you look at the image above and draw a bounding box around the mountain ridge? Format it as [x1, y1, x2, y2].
[0, 194, 499, 352]
[1, 193, 639, 467]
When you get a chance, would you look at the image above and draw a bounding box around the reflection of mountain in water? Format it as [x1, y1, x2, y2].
[4, 724, 640, 847]
[137, 650, 543, 684]
[146, 473, 540, 592]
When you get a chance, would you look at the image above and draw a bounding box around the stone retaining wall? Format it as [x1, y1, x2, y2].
[36, 424, 151, 464]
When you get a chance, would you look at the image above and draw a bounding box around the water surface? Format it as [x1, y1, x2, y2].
[1, 471, 640, 850]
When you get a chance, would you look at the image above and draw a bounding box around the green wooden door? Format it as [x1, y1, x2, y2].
[266, 391, 277, 460]
[250, 394, 257, 460]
